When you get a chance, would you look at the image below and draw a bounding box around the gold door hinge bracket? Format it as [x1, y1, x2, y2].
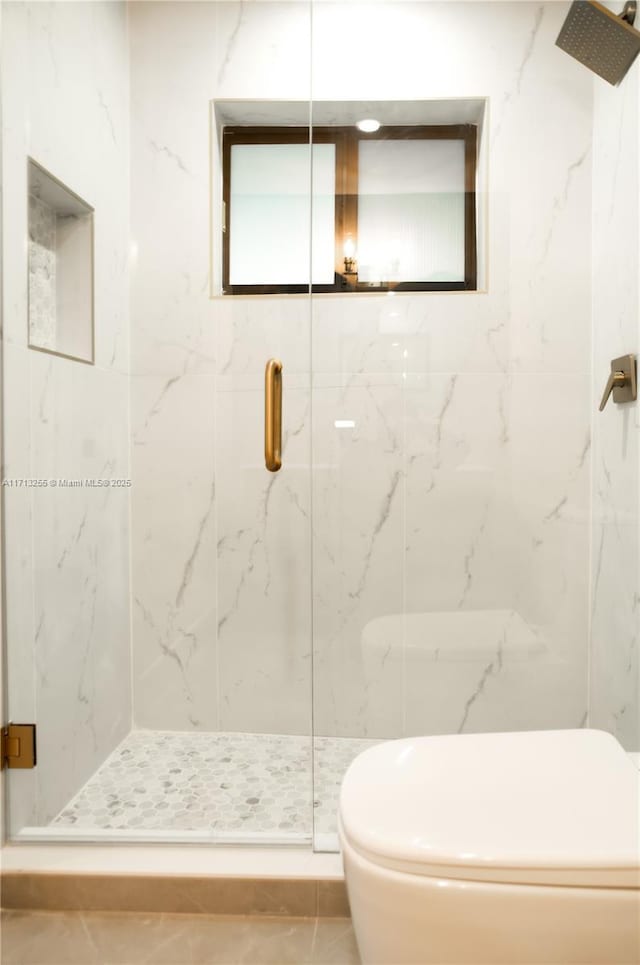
[1, 723, 37, 769]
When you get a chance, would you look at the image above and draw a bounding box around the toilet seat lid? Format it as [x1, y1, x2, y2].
[339, 729, 640, 888]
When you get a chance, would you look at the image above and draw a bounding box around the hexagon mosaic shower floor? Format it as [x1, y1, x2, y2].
[52, 731, 377, 841]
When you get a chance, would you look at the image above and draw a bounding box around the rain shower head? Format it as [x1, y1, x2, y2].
[556, 1, 640, 85]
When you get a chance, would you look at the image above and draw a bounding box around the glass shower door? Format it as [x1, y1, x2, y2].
[309, 0, 595, 853]
[1, 0, 316, 846]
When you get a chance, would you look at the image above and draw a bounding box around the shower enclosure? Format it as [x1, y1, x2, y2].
[1, 0, 638, 852]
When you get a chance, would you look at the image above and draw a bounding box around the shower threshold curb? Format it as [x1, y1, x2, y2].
[0, 845, 349, 918]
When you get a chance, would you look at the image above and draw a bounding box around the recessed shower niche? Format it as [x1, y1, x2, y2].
[28, 159, 94, 363]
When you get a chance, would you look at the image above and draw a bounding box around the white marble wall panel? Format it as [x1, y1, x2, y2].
[590, 68, 640, 750]
[509, 374, 591, 665]
[403, 373, 513, 619]
[309, 1, 592, 737]
[311, 291, 510, 380]
[2, 1, 131, 831]
[215, 297, 311, 387]
[2, 343, 38, 830]
[129, 1, 593, 745]
[129, 4, 216, 380]
[213, 301, 312, 738]
[312, 381, 405, 738]
[131, 373, 217, 730]
[216, 383, 312, 734]
[29, 353, 131, 823]
[129, 2, 221, 732]
[128, 1, 313, 733]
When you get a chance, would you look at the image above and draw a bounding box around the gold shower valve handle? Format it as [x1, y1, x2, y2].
[265, 358, 283, 472]
[599, 354, 637, 411]
[599, 370, 626, 410]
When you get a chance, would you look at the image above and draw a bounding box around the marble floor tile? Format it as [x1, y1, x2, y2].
[0, 910, 361, 965]
[52, 730, 377, 843]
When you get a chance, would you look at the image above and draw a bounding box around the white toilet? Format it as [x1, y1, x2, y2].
[339, 729, 640, 965]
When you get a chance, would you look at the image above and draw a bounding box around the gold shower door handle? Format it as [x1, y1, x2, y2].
[265, 359, 283, 472]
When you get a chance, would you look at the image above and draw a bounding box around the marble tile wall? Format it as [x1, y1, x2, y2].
[129, 2, 314, 735]
[129, 0, 218, 734]
[129, 2, 593, 741]
[312, 1, 592, 739]
[2, 1, 131, 830]
[589, 64, 640, 750]
[2, 0, 621, 838]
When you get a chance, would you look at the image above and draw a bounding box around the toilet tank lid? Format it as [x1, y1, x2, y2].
[339, 730, 640, 888]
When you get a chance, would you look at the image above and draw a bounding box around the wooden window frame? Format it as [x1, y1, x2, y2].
[222, 124, 477, 295]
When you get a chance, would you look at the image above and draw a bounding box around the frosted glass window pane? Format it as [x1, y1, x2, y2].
[229, 143, 335, 286]
[357, 139, 465, 284]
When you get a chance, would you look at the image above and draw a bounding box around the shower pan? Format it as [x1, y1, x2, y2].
[1, 0, 638, 856]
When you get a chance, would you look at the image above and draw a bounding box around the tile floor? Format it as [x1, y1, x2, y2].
[0, 910, 361, 965]
[52, 731, 377, 843]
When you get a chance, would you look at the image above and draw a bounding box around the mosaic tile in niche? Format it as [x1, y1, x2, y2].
[28, 195, 57, 350]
